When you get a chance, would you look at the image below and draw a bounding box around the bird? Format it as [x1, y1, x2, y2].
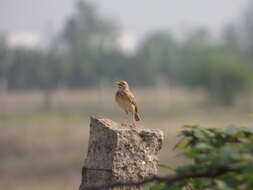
[115, 80, 140, 127]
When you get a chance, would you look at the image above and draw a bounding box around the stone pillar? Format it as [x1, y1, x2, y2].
[79, 117, 164, 190]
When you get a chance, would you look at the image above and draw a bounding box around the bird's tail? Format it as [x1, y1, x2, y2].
[134, 112, 140, 121]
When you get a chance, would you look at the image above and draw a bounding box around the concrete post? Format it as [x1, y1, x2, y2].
[79, 117, 164, 190]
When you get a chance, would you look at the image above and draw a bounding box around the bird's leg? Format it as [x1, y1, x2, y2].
[131, 112, 136, 128]
[121, 111, 128, 127]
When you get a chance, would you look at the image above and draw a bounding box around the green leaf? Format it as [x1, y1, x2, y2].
[194, 142, 213, 150]
[215, 180, 231, 190]
[193, 128, 206, 139]
[174, 138, 190, 150]
[158, 163, 175, 171]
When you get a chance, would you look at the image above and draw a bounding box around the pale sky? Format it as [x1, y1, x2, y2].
[0, 0, 249, 46]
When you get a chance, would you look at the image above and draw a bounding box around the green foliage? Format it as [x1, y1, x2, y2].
[137, 32, 179, 76]
[151, 126, 253, 190]
[59, 0, 121, 87]
[177, 47, 251, 105]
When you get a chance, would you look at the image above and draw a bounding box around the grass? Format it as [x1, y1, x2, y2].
[0, 87, 252, 190]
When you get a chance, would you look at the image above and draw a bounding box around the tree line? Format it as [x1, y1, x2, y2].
[0, 0, 253, 105]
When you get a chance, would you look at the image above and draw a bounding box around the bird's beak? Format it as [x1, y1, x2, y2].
[115, 81, 120, 86]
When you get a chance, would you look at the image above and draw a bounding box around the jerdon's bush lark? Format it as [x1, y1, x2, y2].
[115, 80, 140, 127]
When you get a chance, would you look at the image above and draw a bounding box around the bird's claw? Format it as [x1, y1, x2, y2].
[131, 123, 137, 128]
[121, 123, 128, 127]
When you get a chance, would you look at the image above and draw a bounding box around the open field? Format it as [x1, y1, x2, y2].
[0, 87, 252, 190]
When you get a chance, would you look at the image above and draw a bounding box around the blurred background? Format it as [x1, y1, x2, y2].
[0, 0, 253, 189]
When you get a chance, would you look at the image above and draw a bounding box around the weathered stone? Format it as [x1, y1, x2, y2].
[79, 117, 164, 190]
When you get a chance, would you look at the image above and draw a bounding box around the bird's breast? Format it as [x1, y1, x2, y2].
[115, 90, 134, 112]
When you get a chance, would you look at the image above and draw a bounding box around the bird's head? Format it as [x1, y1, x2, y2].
[115, 80, 129, 90]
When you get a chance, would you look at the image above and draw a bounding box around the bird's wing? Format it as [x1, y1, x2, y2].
[121, 90, 139, 112]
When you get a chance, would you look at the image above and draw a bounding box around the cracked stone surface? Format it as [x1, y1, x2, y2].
[79, 117, 164, 190]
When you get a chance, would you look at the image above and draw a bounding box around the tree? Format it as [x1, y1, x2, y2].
[59, 0, 120, 87]
[222, 23, 240, 51]
[176, 29, 252, 105]
[241, 1, 253, 51]
[135, 31, 179, 85]
[0, 36, 8, 91]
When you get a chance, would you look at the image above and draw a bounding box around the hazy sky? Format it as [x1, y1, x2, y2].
[0, 0, 249, 41]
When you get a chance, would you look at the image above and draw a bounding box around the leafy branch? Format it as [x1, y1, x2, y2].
[79, 169, 236, 190]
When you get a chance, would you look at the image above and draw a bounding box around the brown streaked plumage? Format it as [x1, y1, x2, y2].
[115, 80, 140, 126]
